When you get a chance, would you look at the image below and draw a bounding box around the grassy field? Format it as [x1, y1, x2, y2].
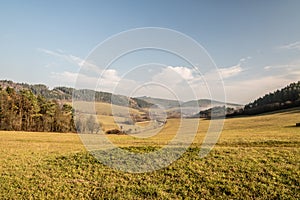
[0, 107, 299, 199]
[72, 101, 145, 116]
[73, 101, 149, 131]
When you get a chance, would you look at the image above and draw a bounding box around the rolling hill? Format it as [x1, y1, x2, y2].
[0, 80, 153, 109]
[137, 96, 242, 117]
[0, 80, 241, 112]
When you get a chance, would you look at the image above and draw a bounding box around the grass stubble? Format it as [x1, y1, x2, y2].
[0, 107, 299, 199]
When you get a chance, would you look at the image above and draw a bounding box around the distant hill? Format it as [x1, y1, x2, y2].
[0, 80, 153, 109]
[0, 80, 243, 118]
[0, 83, 76, 132]
[0, 80, 242, 111]
[136, 96, 182, 108]
[3, 80, 298, 119]
[243, 81, 300, 115]
[0, 80, 74, 100]
[137, 96, 241, 108]
[192, 81, 300, 119]
[137, 96, 242, 118]
[182, 99, 241, 108]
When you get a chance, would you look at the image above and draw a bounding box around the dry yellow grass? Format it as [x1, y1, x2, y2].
[1, 107, 298, 154]
[72, 101, 144, 116]
[94, 107, 300, 148]
[72, 101, 148, 131]
[1, 107, 299, 199]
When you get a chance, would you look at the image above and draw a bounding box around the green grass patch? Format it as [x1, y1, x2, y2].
[1, 147, 299, 199]
[0, 108, 299, 199]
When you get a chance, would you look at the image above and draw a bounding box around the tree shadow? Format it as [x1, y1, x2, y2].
[284, 125, 300, 128]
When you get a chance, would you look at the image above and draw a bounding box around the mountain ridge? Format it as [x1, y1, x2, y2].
[136, 96, 242, 109]
[0, 80, 153, 109]
[0, 80, 241, 110]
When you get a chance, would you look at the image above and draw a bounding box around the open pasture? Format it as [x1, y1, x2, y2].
[0, 107, 299, 199]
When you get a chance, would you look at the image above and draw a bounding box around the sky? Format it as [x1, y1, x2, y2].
[0, 0, 300, 104]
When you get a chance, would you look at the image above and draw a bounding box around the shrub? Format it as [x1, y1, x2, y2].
[105, 129, 126, 135]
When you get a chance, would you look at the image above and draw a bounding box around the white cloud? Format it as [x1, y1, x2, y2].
[264, 64, 290, 71]
[49, 61, 300, 104]
[224, 59, 300, 104]
[279, 41, 300, 50]
[40, 48, 123, 91]
[239, 56, 251, 63]
[51, 70, 123, 93]
[218, 65, 243, 79]
[51, 71, 94, 88]
[38, 48, 82, 67]
[224, 73, 300, 104]
[239, 58, 246, 63]
[152, 66, 194, 85]
[113, 66, 201, 101]
[40, 49, 300, 104]
[101, 69, 120, 82]
[38, 48, 101, 73]
[264, 59, 300, 71]
[167, 66, 194, 80]
[152, 64, 237, 101]
[215, 56, 250, 79]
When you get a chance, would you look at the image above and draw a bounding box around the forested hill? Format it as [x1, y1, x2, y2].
[0, 87, 75, 132]
[243, 81, 300, 115]
[0, 80, 152, 109]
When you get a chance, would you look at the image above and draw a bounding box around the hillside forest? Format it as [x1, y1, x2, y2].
[0, 80, 299, 132]
[0, 87, 75, 132]
[196, 81, 300, 118]
[243, 81, 300, 114]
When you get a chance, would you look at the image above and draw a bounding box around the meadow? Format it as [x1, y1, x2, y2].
[0, 107, 299, 199]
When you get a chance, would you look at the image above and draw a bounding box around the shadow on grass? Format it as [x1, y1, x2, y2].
[36, 146, 300, 199]
[284, 125, 300, 128]
[224, 106, 300, 119]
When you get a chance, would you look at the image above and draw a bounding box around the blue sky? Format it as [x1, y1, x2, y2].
[0, 0, 300, 103]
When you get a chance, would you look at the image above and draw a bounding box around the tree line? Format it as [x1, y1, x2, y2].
[242, 81, 300, 115]
[0, 87, 76, 132]
[0, 80, 153, 109]
[226, 81, 300, 117]
[199, 81, 300, 118]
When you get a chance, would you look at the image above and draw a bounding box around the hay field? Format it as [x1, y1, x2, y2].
[0, 107, 299, 199]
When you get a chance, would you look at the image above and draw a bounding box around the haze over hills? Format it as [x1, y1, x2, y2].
[130, 96, 242, 109]
[242, 81, 300, 115]
[2, 79, 299, 116]
[0, 80, 152, 109]
[0, 80, 241, 111]
[199, 80, 300, 119]
[0, 79, 299, 133]
[136, 96, 243, 117]
[137, 96, 241, 108]
[136, 96, 182, 108]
